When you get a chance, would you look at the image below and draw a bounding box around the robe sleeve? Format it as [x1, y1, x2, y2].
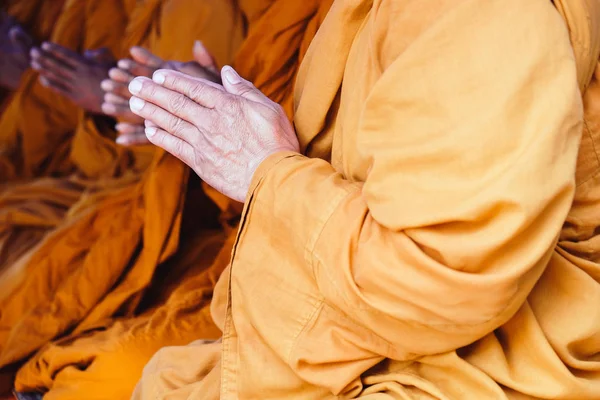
[243, 0, 583, 357]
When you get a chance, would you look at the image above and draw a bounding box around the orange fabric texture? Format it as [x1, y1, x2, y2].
[135, 0, 600, 399]
[0, 0, 245, 398]
[8, 0, 329, 396]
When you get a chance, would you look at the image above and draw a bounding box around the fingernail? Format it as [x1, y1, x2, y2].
[101, 103, 115, 114]
[30, 48, 40, 58]
[193, 40, 203, 52]
[145, 126, 157, 137]
[130, 97, 145, 111]
[39, 77, 48, 87]
[100, 80, 113, 91]
[118, 60, 131, 69]
[153, 72, 165, 84]
[41, 42, 50, 51]
[115, 123, 126, 132]
[129, 79, 142, 94]
[31, 61, 40, 70]
[222, 66, 240, 84]
[116, 136, 128, 144]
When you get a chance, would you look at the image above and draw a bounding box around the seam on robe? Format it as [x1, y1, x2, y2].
[220, 175, 263, 399]
[305, 178, 359, 278]
[286, 299, 325, 364]
[578, 118, 600, 187]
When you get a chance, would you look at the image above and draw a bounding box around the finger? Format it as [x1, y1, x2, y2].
[118, 59, 155, 78]
[104, 92, 128, 105]
[129, 77, 211, 127]
[116, 122, 144, 134]
[144, 119, 157, 128]
[128, 94, 197, 143]
[32, 60, 75, 89]
[115, 123, 149, 145]
[116, 132, 151, 146]
[31, 47, 76, 78]
[9, 26, 33, 50]
[144, 126, 196, 166]
[102, 102, 130, 116]
[41, 42, 82, 69]
[39, 76, 72, 97]
[103, 103, 144, 123]
[192, 40, 218, 73]
[221, 65, 266, 103]
[129, 46, 164, 69]
[175, 61, 221, 84]
[108, 67, 134, 84]
[151, 69, 225, 109]
[101, 79, 131, 98]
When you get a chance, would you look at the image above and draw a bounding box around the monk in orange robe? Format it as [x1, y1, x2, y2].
[128, 0, 600, 398]
[2, 1, 331, 399]
[0, 0, 245, 397]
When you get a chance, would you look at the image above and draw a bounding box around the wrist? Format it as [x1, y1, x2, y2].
[244, 150, 300, 202]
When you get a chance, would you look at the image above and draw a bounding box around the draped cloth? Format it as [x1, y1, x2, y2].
[11, 0, 333, 397]
[0, 0, 245, 398]
[137, 0, 600, 399]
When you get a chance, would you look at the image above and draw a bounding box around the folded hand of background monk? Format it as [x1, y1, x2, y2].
[128, 66, 299, 202]
[109, 41, 221, 147]
[30, 42, 114, 114]
[0, 12, 33, 90]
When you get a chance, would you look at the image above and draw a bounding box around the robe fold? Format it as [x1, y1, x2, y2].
[0, 0, 245, 397]
[2, 0, 324, 398]
[135, 0, 600, 399]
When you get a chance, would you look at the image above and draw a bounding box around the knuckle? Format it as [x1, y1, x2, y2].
[173, 139, 185, 156]
[168, 94, 186, 113]
[168, 115, 185, 135]
[217, 95, 236, 112]
[188, 83, 206, 101]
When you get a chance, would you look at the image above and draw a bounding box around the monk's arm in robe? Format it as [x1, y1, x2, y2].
[242, 1, 582, 360]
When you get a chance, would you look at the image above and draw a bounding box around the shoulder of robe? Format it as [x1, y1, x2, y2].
[368, 0, 599, 87]
[554, 0, 600, 92]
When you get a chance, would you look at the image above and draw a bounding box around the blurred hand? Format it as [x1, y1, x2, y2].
[30, 42, 114, 113]
[0, 14, 33, 90]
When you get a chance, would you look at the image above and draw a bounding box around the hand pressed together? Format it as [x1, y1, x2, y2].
[105, 41, 221, 146]
[128, 66, 300, 202]
[30, 42, 114, 113]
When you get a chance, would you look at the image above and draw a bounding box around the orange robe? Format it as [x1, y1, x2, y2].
[134, 0, 600, 399]
[5, 1, 332, 399]
[0, 0, 245, 397]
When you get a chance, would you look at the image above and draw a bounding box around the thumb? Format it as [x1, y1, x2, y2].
[130, 46, 163, 69]
[192, 40, 217, 72]
[9, 25, 32, 50]
[221, 66, 266, 103]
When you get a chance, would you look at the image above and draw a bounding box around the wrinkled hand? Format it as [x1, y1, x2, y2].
[30, 42, 114, 113]
[128, 66, 299, 202]
[104, 41, 221, 146]
[0, 14, 33, 90]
